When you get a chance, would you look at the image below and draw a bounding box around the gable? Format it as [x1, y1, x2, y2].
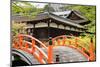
[67, 11, 84, 20]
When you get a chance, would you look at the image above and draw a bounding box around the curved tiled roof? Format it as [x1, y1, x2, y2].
[49, 12, 84, 28]
[52, 10, 89, 24]
[12, 12, 86, 29]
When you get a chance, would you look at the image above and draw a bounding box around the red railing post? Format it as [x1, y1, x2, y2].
[69, 40, 71, 45]
[82, 47, 85, 52]
[13, 41, 18, 49]
[89, 38, 95, 61]
[48, 37, 53, 63]
[63, 36, 66, 46]
[39, 51, 43, 62]
[32, 39, 35, 54]
[57, 39, 61, 46]
[19, 35, 23, 49]
[75, 37, 78, 47]
[25, 42, 29, 49]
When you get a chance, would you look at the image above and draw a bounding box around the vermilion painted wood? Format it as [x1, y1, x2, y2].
[13, 34, 95, 64]
[24, 41, 49, 63]
[89, 42, 95, 61]
[75, 38, 78, 47]
[52, 35, 95, 61]
[48, 45, 53, 63]
[13, 34, 49, 64]
[32, 39, 35, 54]
[13, 41, 18, 49]
[62, 37, 66, 46]
[39, 51, 43, 62]
[25, 42, 29, 49]
[18, 35, 23, 49]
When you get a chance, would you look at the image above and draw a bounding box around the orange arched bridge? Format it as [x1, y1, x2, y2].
[12, 34, 95, 66]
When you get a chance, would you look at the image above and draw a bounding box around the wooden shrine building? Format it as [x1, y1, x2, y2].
[12, 10, 90, 41]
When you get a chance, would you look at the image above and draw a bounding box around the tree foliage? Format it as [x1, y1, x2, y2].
[12, 22, 27, 36]
[43, 4, 55, 12]
[12, 1, 43, 18]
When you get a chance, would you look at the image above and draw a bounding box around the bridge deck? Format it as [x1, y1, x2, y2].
[21, 46, 88, 64]
[42, 46, 88, 63]
[12, 34, 95, 66]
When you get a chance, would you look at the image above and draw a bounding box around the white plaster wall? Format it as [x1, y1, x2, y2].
[35, 22, 48, 28]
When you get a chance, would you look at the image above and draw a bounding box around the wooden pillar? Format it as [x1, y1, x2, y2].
[32, 23, 35, 36]
[48, 21, 50, 38]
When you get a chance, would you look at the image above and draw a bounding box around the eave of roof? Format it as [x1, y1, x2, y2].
[12, 12, 85, 29]
[29, 12, 85, 28]
[49, 12, 85, 28]
[51, 10, 89, 24]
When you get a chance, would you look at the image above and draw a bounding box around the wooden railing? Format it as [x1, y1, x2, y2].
[12, 34, 95, 64]
[12, 34, 53, 64]
[52, 35, 95, 61]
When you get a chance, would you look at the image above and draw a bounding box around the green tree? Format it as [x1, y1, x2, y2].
[12, 22, 27, 36]
[12, 1, 43, 18]
[43, 4, 55, 12]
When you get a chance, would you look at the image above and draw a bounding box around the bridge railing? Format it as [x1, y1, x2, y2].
[51, 35, 95, 61]
[12, 34, 95, 64]
[12, 34, 53, 64]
